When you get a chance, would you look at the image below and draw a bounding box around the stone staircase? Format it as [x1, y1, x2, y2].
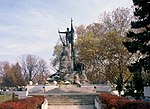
[46, 94, 96, 105]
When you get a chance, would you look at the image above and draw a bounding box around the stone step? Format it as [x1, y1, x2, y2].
[48, 105, 95, 109]
[46, 94, 96, 105]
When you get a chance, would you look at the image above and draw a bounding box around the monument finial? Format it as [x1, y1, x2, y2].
[71, 18, 73, 22]
[71, 18, 74, 33]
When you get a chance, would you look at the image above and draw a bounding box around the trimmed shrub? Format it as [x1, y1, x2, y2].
[0, 95, 45, 109]
[99, 93, 150, 109]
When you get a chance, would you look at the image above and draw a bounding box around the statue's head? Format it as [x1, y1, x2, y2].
[67, 28, 69, 31]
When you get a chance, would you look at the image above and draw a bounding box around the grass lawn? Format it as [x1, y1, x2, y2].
[0, 94, 12, 103]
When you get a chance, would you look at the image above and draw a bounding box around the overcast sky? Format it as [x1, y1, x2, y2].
[0, 0, 133, 66]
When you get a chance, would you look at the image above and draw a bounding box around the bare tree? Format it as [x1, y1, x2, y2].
[100, 7, 133, 37]
[33, 59, 49, 84]
[19, 54, 49, 84]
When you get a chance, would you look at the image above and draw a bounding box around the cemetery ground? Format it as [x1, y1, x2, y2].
[0, 84, 150, 109]
[0, 84, 109, 109]
[0, 94, 12, 103]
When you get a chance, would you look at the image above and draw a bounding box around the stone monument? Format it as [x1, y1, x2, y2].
[51, 19, 87, 84]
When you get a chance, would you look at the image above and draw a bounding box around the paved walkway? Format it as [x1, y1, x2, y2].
[48, 105, 95, 109]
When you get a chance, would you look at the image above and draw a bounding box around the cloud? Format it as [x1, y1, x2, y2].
[0, 10, 56, 62]
[0, 0, 132, 65]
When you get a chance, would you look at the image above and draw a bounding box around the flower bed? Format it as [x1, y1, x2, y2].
[99, 93, 150, 109]
[0, 95, 45, 109]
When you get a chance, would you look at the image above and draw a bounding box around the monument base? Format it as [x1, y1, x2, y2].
[64, 71, 88, 85]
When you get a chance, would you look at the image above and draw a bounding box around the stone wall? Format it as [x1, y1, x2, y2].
[81, 84, 111, 93]
[41, 98, 48, 109]
[144, 86, 150, 97]
[26, 84, 58, 94]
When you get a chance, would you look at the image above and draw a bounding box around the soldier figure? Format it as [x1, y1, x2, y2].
[56, 19, 86, 83]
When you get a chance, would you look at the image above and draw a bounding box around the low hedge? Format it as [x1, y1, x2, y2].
[99, 93, 150, 109]
[0, 95, 45, 109]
